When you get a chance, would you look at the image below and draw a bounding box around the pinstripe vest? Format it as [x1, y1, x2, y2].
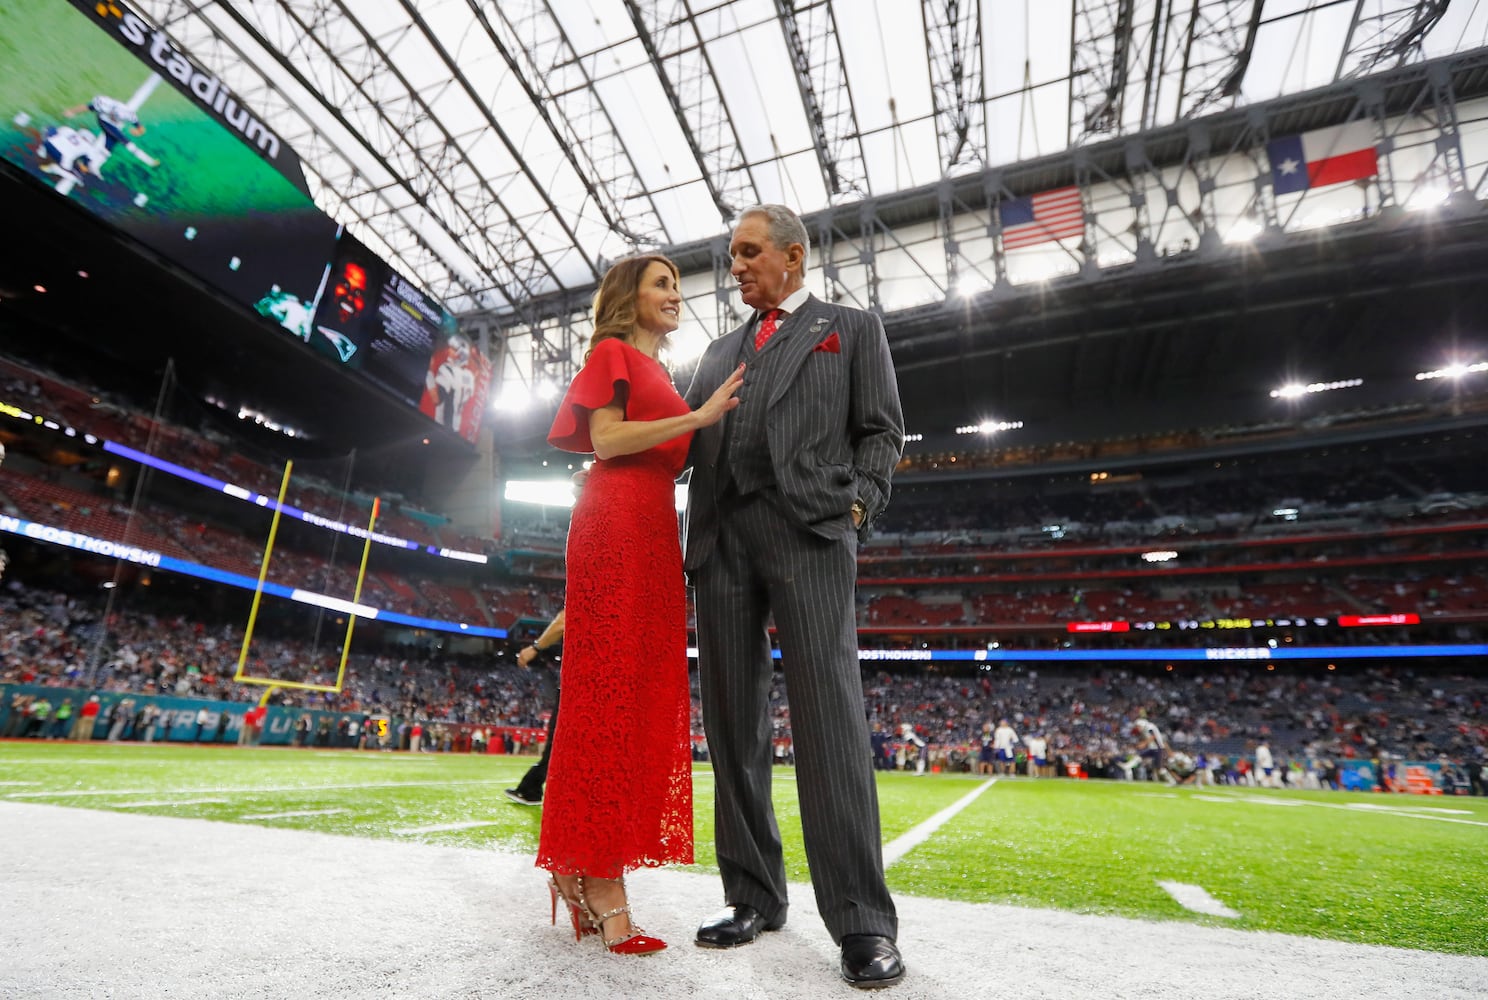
[718, 313, 794, 497]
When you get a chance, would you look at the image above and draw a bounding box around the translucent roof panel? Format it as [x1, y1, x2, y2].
[119, 0, 1488, 318]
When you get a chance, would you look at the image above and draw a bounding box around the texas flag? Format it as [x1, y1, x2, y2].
[1266, 123, 1379, 195]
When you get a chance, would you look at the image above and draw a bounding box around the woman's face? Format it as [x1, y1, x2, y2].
[633, 260, 682, 336]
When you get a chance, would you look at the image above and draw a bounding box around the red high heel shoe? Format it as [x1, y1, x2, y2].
[548, 875, 596, 941]
[578, 876, 666, 955]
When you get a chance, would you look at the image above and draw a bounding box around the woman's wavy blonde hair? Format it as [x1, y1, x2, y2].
[585, 254, 681, 361]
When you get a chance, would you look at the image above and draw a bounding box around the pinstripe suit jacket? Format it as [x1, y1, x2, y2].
[682, 293, 904, 573]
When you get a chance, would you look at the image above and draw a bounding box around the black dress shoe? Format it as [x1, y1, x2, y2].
[840, 934, 905, 989]
[694, 904, 785, 948]
[503, 788, 541, 806]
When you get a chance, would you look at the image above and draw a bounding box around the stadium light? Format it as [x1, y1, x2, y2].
[1416, 361, 1487, 381]
[956, 420, 1024, 435]
[1269, 378, 1362, 399]
[954, 276, 986, 299]
[1223, 218, 1263, 243]
[490, 390, 528, 413]
[505, 478, 690, 513]
[664, 328, 708, 365]
[1405, 185, 1450, 212]
[504, 479, 576, 508]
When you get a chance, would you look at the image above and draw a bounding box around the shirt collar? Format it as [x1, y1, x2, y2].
[759, 287, 811, 321]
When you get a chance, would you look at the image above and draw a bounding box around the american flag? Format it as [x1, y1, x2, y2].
[998, 186, 1084, 251]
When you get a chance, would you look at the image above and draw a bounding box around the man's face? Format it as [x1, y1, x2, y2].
[729, 214, 801, 311]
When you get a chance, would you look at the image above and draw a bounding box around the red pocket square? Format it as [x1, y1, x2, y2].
[813, 332, 841, 354]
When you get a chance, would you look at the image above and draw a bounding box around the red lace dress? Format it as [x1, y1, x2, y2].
[536, 337, 695, 878]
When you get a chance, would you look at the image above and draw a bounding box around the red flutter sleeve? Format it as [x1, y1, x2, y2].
[547, 338, 631, 453]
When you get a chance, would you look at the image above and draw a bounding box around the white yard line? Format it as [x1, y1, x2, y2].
[1158, 880, 1241, 918]
[882, 778, 997, 868]
[114, 799, 229, 808]
[240, 808, 348, 821]
[393, 820, 504, 835]
[1197, 790, 1488, 828]
[1194, 793, 1305, 807]
[0, 781, 41, 786]
[5, 778, 514, 799]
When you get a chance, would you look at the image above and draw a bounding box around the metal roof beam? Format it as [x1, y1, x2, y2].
[219, 0, 554, 305]
[392, 0, 601, 287]
[921, 0, 987, 173]
[473, 0, 670, 248]
[1070, 0, 1138, 143]
[1179, 1, 1265, 120]
[133, 0, 488, 308]
[773, 0, 871, 200]
[623, 0, 759, 222]
[1336, 0, 1452, 81]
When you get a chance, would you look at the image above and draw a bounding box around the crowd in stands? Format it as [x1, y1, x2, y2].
[4, 582, 1483, 791]
[0, 358, 491, 555]
[6, 337, 1488, 795]
[0, 583, 566, 732]
[9, 353, 1488, 645]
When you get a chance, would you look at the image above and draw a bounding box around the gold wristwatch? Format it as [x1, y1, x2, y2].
[851, 499, 867, 523]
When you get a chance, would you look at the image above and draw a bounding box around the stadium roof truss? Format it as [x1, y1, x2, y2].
[120, 1, 1488, 399]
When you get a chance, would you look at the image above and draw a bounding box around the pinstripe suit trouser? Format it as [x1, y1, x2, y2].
[692, 489, 898, 943]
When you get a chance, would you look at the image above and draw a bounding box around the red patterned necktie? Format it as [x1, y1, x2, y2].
[753, 308, 782, 351]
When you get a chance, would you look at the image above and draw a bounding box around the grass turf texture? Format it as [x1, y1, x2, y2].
[4, 742, 1484, 956]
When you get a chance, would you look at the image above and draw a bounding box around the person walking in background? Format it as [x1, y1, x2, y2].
[682, 204, 906, 989]
[49, 698, 74, 740]
[26, 696, 52, 738]
[901, 723, 928, 775]
[537, 254, 744, 956]
[1025, 731, 1049, 778]
[71, 695, 101, 741]
[993, 717, 1020, 777]
[1255, 740, 1277, 788]
[1134, 711, 1173, 784]
[976, 721, 996, 776]
[505, 609, 565, 807]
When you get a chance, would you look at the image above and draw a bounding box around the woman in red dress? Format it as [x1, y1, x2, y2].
[538, 254, 744, 954]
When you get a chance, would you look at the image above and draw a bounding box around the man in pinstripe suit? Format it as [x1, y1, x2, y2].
[683, 204, 906, 989]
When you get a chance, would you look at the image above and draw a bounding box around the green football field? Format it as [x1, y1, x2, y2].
[2, 741, 1484, 957]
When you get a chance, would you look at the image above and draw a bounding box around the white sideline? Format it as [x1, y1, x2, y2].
[5, 801, 1486, 1000]
[882, 777, 996, 868]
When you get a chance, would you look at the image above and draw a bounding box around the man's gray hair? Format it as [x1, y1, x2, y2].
[739, 204, 810, 274]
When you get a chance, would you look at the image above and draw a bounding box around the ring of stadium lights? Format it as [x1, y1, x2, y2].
[0, 397, 487, 564]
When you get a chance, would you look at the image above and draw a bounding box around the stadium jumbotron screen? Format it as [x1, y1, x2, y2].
[0, 0, 488, 444]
